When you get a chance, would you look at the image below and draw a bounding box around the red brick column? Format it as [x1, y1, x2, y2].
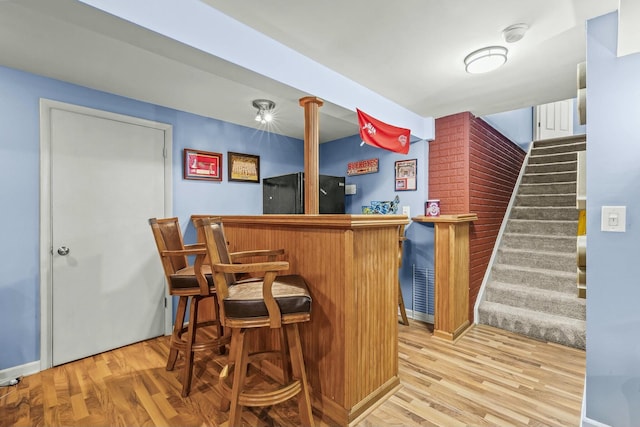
[429, 112, 525, 321]
[428, 112, 470, 214]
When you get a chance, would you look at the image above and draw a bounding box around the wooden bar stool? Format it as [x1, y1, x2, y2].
[194, 217, 314, 427]
[149, 217, 229, 397]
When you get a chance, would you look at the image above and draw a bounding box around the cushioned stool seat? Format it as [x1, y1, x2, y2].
[225, 275, 311, 318]
[170, 265, 213, 289]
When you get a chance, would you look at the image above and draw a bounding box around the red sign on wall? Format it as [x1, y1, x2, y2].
[347, 158, 379, 176]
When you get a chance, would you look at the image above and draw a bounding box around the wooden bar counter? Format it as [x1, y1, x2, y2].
[192, 214, 408, 426]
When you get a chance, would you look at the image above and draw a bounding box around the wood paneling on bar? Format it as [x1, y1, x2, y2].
[192, 214, 407, 425]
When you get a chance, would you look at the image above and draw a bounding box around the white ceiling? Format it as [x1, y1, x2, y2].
[0, 0, 619, 143]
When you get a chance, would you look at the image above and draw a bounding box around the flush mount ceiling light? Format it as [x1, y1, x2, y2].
[464, 46, 508, 74]
[252, 99, 276, 124]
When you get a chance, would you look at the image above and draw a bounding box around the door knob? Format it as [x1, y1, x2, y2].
[57, 246, 70, 256]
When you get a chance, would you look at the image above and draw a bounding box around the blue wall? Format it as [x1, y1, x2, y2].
[321, 135, 435, 315]
[483, 107, 534, 149]
[0, 65, 303, 370]
[0, 64, 435, 372]
[320, 135, 427, 216]
[585, 12, 640, 427]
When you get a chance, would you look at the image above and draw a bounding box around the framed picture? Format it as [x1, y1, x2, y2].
[183, 149, 222, 181]
[228, 152, 260, 183]
[395, 158, 417, 191]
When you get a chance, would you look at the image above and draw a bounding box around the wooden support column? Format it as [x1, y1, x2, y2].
[413, 214, 478, 341]
[299, 96, 323, 214]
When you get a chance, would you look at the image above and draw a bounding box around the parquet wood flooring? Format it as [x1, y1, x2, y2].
[0, 322, 585, 426]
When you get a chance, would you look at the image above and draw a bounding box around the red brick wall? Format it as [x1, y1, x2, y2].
[429, 112, 525, 322]
[468, 116, 525, 320]
[428, 112, 470, 213]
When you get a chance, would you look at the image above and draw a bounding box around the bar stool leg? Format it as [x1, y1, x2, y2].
[218, 338, 236, 412]
[279, 328, 291, 384]
[398, 284, 409, 326]
[213, 295, 226, 354]
[285, 324, 314, 427]
[229, 328, 250, 426]
[398, 228, 409, 326]
[181, 296, 198, 397]
[167, 296, 187, 371]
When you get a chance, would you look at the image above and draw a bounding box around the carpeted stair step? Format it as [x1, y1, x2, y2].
[496, 247, 575, 272]
[525, 160, 576, 174]
[477, 301, 585, 349]
[528, 151, 577, 165]
[505, 219, 577, 236]
[477, 135, 586, 349]
[510, 206, 579, 221]
[515, 193, 576, 207]
[501, 232, 576, 252]
[532, 142, 586, 155]
[532, 136, 586, 151]
[522, 171, 577, 184]
[489, 263, 576, 294]
[518, 181, 576, 195]
[484, 281, 585, 320]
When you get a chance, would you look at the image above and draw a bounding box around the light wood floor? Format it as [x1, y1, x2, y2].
[0, 322, 585, 427]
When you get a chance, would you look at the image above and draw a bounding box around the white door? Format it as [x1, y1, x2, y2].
[535, 99, 574, 140]
[40, 100, 172, 367]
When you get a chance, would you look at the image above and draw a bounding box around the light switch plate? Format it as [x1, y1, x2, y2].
[402, 205, 410, 217]
[601, 206, 626, 232]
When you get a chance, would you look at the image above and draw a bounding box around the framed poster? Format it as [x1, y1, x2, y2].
[183, 149, 222, 181]
[395, 159, 417, 191]
[228, 152, 260, 183]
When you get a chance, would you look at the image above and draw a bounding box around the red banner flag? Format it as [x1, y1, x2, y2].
[357, 108, 411, 154]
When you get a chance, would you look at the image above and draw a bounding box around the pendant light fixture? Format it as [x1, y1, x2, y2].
[252, 99, 276, 124]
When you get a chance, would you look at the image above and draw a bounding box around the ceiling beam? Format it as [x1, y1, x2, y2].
[78, 0, 435, 141]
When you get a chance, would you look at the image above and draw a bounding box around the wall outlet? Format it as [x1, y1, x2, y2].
[402, 205, 410, 217]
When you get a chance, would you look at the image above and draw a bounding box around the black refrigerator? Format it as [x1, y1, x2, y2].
[262, 172, 345, 214]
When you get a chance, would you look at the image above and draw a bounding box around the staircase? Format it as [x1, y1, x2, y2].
[477, 135, 586, 349]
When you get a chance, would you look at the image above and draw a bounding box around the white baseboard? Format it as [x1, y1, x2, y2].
[582, 416, 612, 427]
[0, 361, 41, 383]
[398, 310, 433, 324]
[581, 381, 611, 427]
[403, 309, 434, 324]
